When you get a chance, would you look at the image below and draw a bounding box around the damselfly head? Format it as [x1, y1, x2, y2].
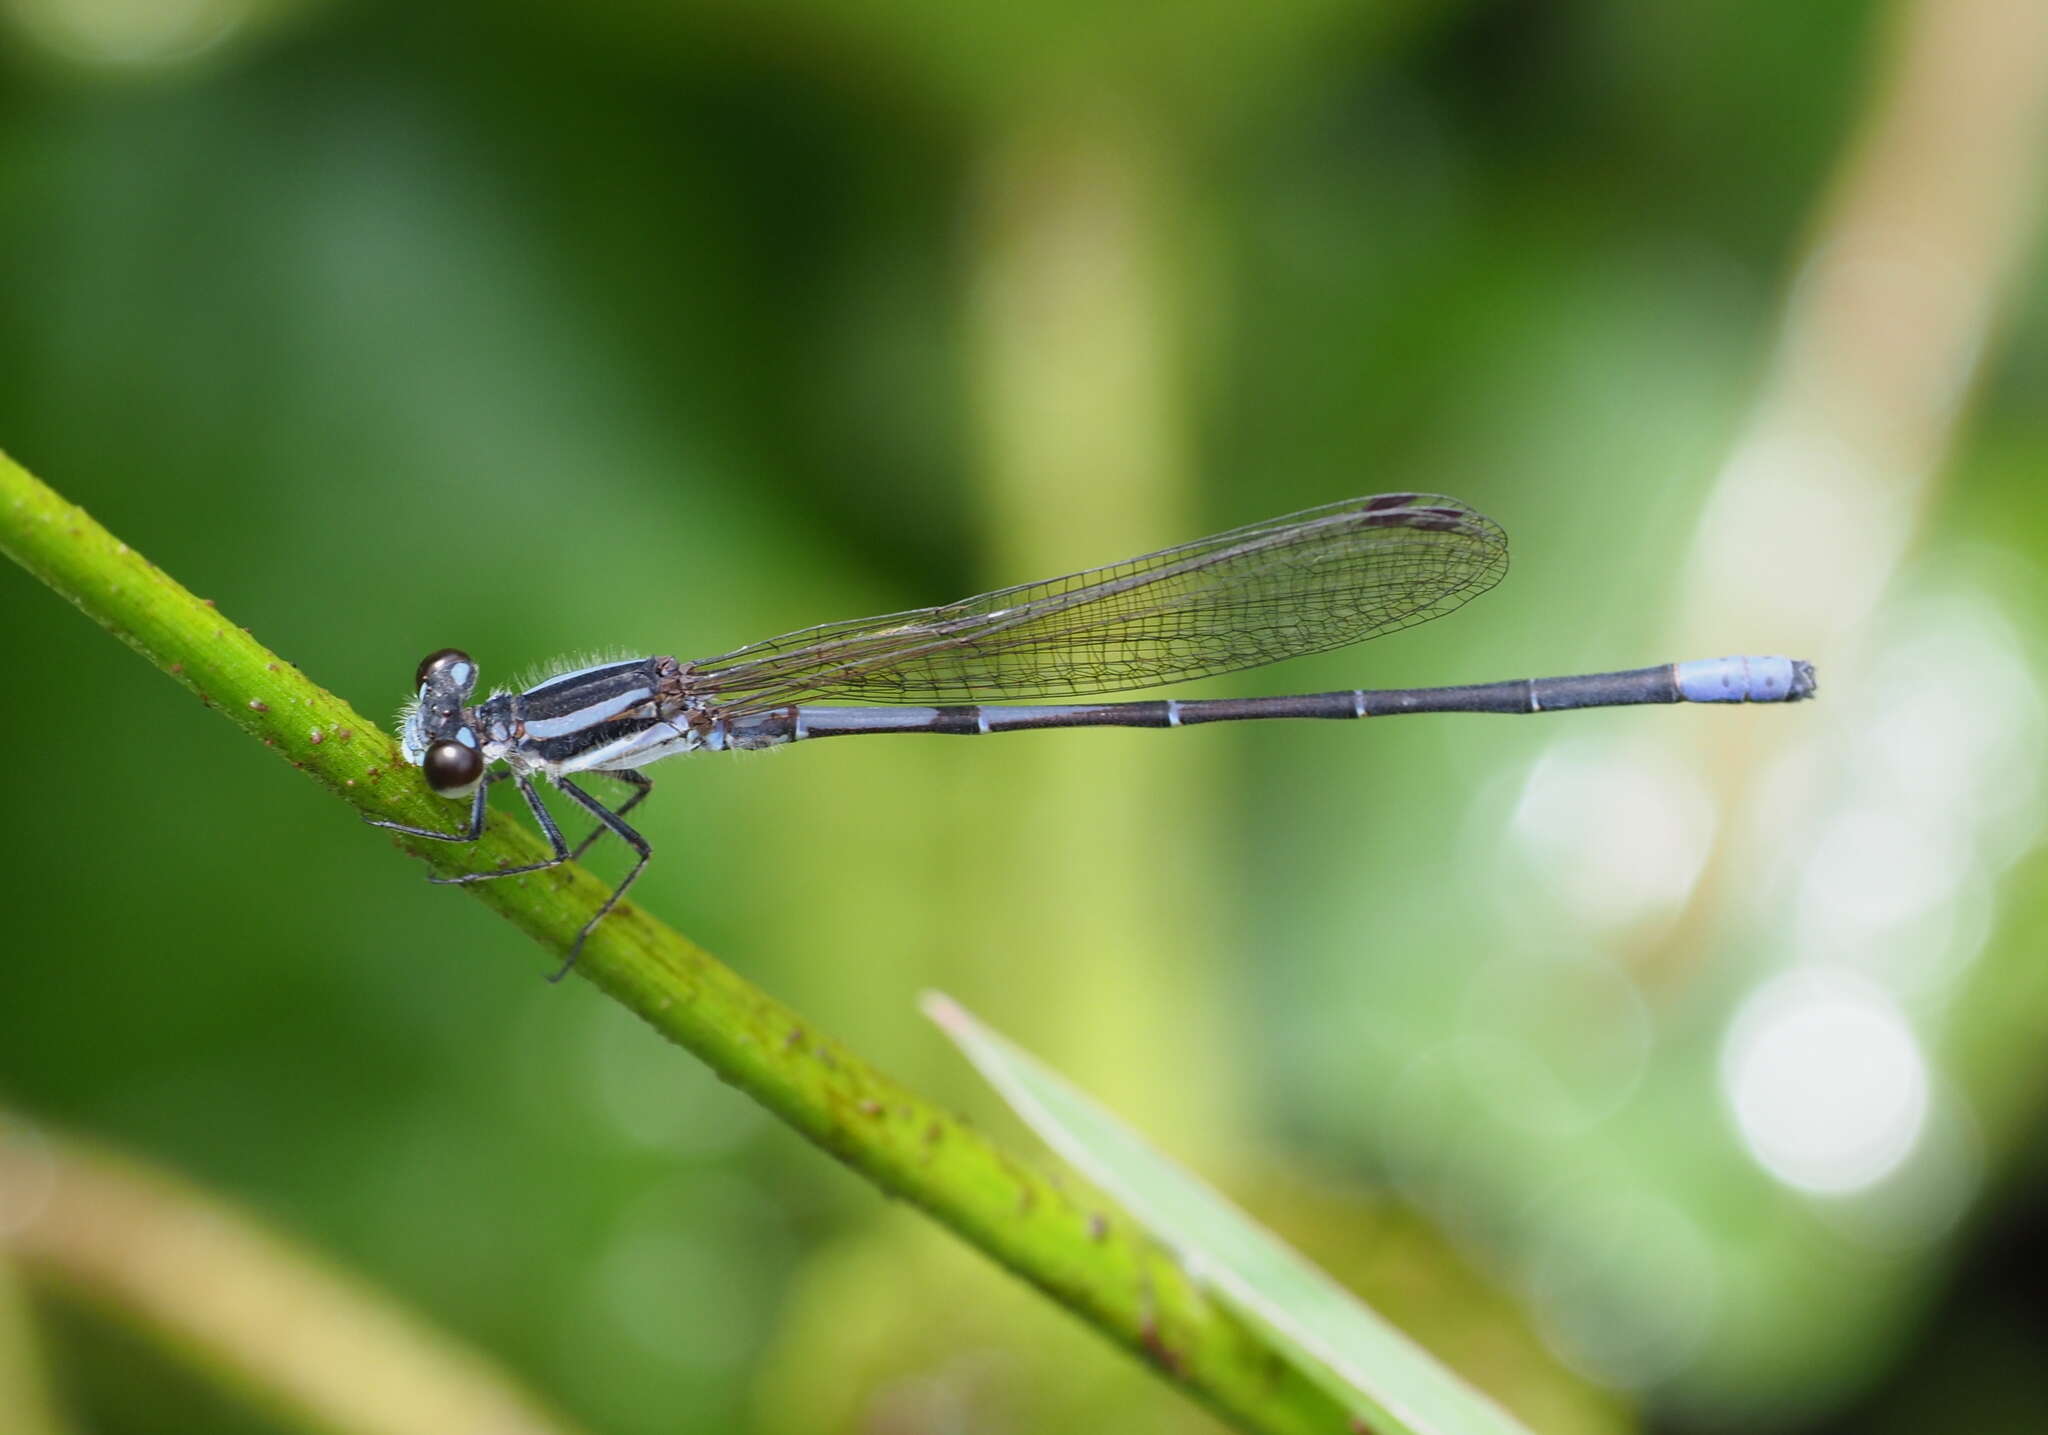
[399, 648, 486, 798]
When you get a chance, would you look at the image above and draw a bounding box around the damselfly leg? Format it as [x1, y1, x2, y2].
[363, 768, 507, 846]
[367, 768, 655, 980]
[547, 777, 653, 982]
[569, 770, 653, 863]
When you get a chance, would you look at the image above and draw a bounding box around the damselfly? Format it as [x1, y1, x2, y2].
[368, 493, 1815, 977]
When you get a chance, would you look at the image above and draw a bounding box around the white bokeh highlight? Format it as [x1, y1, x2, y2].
[3, 0, 253, 65]
[1507, 737, 1719, 931]
[1722, 971, 1930, 1196]
[1723, 585, 2041, 1208]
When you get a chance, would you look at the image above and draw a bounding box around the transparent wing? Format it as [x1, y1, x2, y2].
[687, 493, 1509, 713]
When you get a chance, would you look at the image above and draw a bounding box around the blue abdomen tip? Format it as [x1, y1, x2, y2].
[1677, 656, 1817, 703]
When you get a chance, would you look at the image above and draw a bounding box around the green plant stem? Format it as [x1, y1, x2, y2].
[0, 449, 1355, 1435]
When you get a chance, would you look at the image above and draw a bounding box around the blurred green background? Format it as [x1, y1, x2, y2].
[3, 0, 2046, 1431]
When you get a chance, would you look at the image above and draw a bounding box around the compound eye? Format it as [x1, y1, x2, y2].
[415, 648, 474, 690]
[422, 739, 485, 798]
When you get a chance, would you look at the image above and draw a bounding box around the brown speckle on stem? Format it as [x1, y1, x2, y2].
[248, 699, 268, 713]
[1139, 1317, 1182, 1376]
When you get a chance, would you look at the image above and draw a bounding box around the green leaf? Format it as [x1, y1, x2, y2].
[925, 992, 1539, 1435]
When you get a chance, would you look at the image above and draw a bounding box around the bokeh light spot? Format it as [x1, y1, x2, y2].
[1723, 971, 1929, 1195]
[1509, 737, 1717, 929]
[4, 0, 251, 67]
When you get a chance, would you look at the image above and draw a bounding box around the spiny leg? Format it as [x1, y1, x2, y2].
[371, 767, 650, 979]
[362, 769, 506, 843]
[427, 770, 576, 884]
[549, 776, 652, 983]
[568, 769, 653, 863]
